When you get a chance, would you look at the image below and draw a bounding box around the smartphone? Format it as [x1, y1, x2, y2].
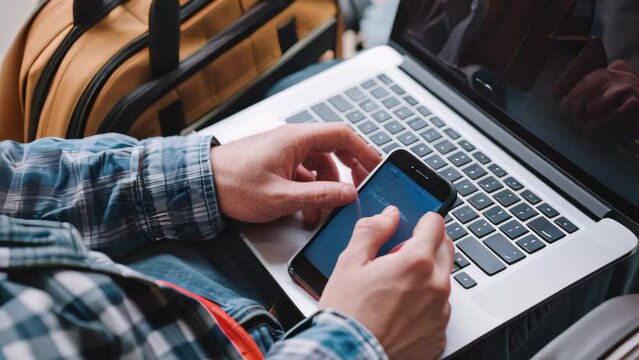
[289, 149, 457, 299]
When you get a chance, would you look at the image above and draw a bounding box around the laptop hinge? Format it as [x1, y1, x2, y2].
[398, 54, 612, 221]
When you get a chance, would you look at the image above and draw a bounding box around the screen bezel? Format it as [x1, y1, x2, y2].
[387, 1, 638, 223]
[289, 149, 457, 298]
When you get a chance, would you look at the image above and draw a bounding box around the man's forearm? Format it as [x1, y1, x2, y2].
[0, 134, 224, 256]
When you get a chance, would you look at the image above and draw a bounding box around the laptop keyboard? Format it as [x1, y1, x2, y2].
[285, 73, 580, 290]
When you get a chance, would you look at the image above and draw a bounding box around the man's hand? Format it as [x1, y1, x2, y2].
[559, 60, 639, 139]
[320, 207, 454, 360]
[210, 123, 381, 224]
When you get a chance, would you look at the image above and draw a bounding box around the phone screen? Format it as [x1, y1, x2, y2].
[303, 161, 444, 278]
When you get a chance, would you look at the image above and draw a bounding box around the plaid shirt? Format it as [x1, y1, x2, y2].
[0, 134, 387, 360]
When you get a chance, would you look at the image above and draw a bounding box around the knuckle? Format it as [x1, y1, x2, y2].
[433, 280, 452, 299]
[354, 216, 380, 232]
[408, 255, 434, 273]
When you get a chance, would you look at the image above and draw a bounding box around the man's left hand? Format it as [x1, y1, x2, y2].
[210, 123, 382, 224]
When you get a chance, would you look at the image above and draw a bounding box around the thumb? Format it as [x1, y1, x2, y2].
[345, 206, 401, 262]
[285, 180, 358, 210]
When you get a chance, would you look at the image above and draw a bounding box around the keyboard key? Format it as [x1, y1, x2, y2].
[410, 143, 432, 157]
[554, 217, 578, 233]
[453, 206, 479, 224]
[452, 197, 464, 208]
[382, 97, 400, 109]
[417, 106, 431, 116]
[444, 128, 461, 140]
[462, 163, 487, 180]
[408, 118, 428, 131]
[473, 151, 491, 164]
[521, 190, 542, 205]
[328, 95, 354, 112]
[537, 203, 559, 218]
[430, 117, 446, 127]
[516, 234, 546, 254]
[397, 132, 418, 146]
[358, 121, 378, 134]
[468, 192, 494, 210]
[377, 74, 392, 84]
[458, 140, 475, 152]
[360, 100, 379, 112]
[286, 110, 313, 124]
[344, 85, 368, 103]
[448, 151, 471, 167]
[468, 219, 496, 238]
[446, 222, 468, 241]
[384, 120, 405, 134]
[394, 107, 415, 120]
[404, 96, 418, 106]
[390, 84, 405, 95]
[372, 110, 391, 123]
[455, 179, 478, 197]
[484, 234, 525, 264]
[371, 87, 389, 99]
[439, 167, 463, 182]
[434, 140, 457, 155]
[346, 110, 366, 123]
[488, 164, 507, 178]
[454, 252, 471, 268]
[424, 155, 446, 170]
[445, 214, 453, 223]
[457, 237, 506, 276]
[510, 203, 538, 221]
[370, 132, 392, 146]
[312, 103, 342, 122]
[484, 206, 511, 225]
[361, 79, 376, 89]
[382, 142, 400, 154]
[452, 263, 460, 273]
[478, 176, 503, 193]
[500, 219, 528, 239]
[529, 217, 565, 243]
[493, 189, 520, 207]
[454, 272, 477, 289]
[421, 128, 442, 143]
[504, 177, 524, 191]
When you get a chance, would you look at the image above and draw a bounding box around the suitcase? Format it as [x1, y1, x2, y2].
[0, 0, 340, 141]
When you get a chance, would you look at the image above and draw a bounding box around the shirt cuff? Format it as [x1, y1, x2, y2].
[138, 134, 224, 241]
[272, 309, 388, 359]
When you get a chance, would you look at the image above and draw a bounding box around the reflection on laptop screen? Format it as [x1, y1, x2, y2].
[392, 0, 639, 215]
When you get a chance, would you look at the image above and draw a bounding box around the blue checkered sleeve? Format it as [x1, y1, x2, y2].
[0, 133, 224, 256]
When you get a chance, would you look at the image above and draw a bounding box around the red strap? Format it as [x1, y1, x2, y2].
[160, 281, 264, 360]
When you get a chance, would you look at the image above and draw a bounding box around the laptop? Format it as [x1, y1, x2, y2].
[199, 0, 639, 357]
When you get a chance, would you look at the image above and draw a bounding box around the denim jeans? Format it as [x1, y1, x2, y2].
[123, 62, 639, 359]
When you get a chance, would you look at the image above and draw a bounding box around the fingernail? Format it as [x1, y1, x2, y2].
[341, 185, 357, 201]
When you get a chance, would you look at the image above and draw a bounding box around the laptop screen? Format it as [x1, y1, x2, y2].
[391, 0, 639, 220]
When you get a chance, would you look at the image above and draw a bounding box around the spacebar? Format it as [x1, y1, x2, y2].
[457, 237, 506, 276]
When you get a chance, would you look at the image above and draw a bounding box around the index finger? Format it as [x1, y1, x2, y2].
[289, 123, 382, 171]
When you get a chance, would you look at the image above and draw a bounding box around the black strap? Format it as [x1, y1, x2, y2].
[158, 100, 186, 136]
[73, 0, 105, 27]
[277, 17, 298, 54]
[149, 0, 185, 135]
[149, 0, 181, 78]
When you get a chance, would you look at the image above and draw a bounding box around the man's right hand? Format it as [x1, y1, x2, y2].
[320, 206, 454, 360]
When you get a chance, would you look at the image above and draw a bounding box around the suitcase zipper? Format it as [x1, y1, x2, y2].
[67, 0, 211, 139]
[27, 0, 124, 142]
[98, 0, 292, 135]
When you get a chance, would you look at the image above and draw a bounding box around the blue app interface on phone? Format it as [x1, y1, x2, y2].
[303, 162, 443, 278]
